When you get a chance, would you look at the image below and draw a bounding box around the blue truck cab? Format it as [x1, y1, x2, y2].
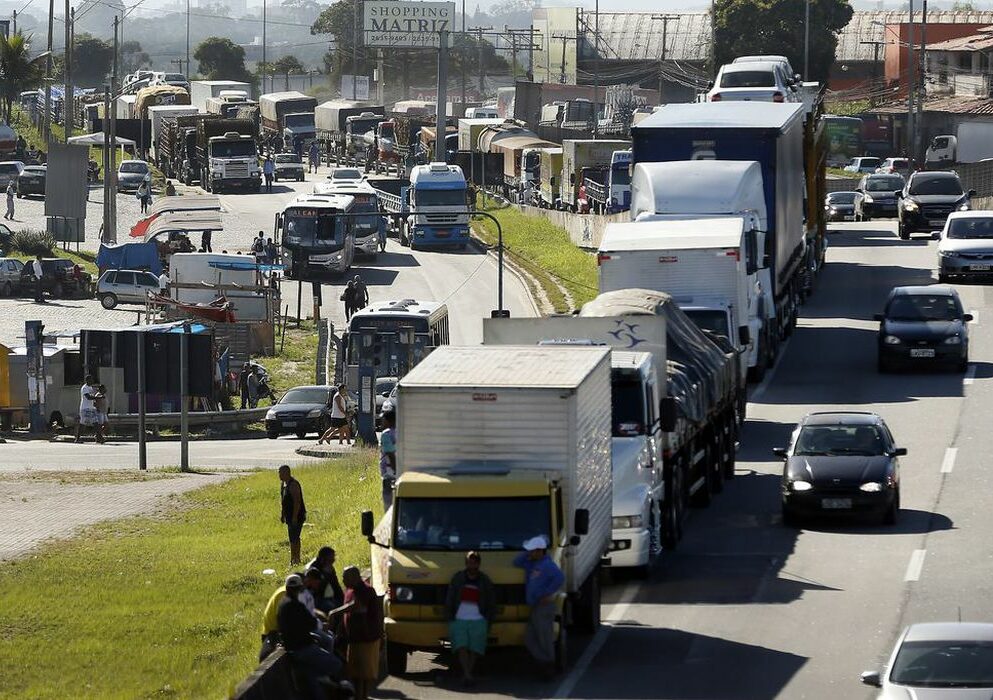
[407, 162, 471, 249]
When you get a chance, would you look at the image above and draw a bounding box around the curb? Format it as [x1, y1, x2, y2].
[294, 445, 355, 458]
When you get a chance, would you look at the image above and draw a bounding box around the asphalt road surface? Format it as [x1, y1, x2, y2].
[374, 219, 993, 699]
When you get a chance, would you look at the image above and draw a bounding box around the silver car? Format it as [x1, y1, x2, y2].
[862, 622, 993, 697]
[0, 255, 25, 296]
[117, 160, 151, 193]
[97, 269, 162, 309]
[937, 211, 993, 282]
[274, 153, 305, 182]
[0, 160, 25, 189]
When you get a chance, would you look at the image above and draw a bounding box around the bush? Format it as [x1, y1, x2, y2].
[10, 228, 56, 256]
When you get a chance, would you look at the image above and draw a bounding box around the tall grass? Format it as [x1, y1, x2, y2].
[0, 454, 382, 699]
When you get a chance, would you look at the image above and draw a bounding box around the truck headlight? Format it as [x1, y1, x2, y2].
[612, 515, 643, 529]
[391, 586, 414, 602]
[884, 335, 902, 345]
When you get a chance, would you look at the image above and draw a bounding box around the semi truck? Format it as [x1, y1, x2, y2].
[631, 102, 808, 342]
[315, 101, 385, 165]
[457, 117, 505, 152]
[582, 149, 632, 214]
[482, 315, 667, 574]
[560, 139, 631, 212]
[538, 147, 564, 208]
[492, 135, 557, 200]
[361, 344, 612, 675]
[157, 113, 218, 181]
[189, 80, 251, 113]
[259, 91, 318, 152]
[194, 118, 261, 192]
[625, 159, 776, 380]
[371, 162, 470, 249]
[148, 105, 198, 161]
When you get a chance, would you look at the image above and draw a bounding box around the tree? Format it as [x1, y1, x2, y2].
[194, 36, 255, 83]
[121, 40, 151, 75]
[70, 33, 115, 88]
[273, 55, 305, 90]
[0, 33, 45, 122]
[714, 0, 853, 83]
[951, 1, 976, 10]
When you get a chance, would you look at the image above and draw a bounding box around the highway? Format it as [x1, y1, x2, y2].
[374, 218, 993, 699]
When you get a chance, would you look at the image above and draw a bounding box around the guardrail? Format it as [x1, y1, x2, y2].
[107, 406, 267, 431]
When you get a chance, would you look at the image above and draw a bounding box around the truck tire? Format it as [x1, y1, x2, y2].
[661, 462, 685, 551]
[572, 567, 601, 634]
[722, 419, 737, 481]
[711, 435, 726, 495]
[385, 641, 408, 676]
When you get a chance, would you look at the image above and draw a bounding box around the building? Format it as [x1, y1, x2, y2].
[927, 26, 993, 98]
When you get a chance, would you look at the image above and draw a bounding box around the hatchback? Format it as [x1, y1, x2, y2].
[876, 285, 971, 372]
[825, 191, 857, 221]
[117, 160, 151, 193]
[854, 173, 905, 220]
[96, 269, 162, 308]
[16, 165, 46, 197]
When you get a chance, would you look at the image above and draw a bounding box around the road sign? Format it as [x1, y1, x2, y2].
[363, 1, 455, 48]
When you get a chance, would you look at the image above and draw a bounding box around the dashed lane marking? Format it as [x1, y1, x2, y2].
[904, 549, 927, 582]
[941, 447, 958, 474]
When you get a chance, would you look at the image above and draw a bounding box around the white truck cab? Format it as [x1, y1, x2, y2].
[405, 162, 470, 249]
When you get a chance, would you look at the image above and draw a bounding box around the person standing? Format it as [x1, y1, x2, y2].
[200, 229, 212, 253]
[247, 367, 261, 408]
[279, 465, 307, 565]
[379, 411, 397, 511]
[5, 181, 15, 220]
[445, 551, 496, 686]
[251, 232, 265, 262]
[158, 270, 169, 293]
[31, 254, 45, 303]
[238, 362, 251, 409]
[318, 383, 352, 445]
[308, 141, 319, 174]
[351, 275, 369, 311]
[340, 280, 356, 321]
[137, 179, 151, 214]
[94, 384, 110, 441]
[342, 566, 383, 700]
[513, 536, 565, 680]
[264, 238, 278, 266]
[263, 155, 275, 193]
[75, 374, 103, 444]
[277, 574, 344, 696]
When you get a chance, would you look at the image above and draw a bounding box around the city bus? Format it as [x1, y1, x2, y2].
[823, 115, 864, 168]
[343, 299, 450, 389]
[313, 179, 385, 259]
[275, 193, 357, 279]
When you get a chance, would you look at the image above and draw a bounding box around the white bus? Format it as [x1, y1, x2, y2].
[276, 193, 357, 278]
[313, 179, 384, 258]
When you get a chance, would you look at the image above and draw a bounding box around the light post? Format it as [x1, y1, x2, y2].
[467, 209, 505, 315]
[803, 0, 810, 80]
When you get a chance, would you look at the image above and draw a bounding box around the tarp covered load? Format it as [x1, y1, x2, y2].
[96, 241, 163, 275]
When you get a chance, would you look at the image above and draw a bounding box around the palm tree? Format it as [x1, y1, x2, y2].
[0, 33, 45, 124]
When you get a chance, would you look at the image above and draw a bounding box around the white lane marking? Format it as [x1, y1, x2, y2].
[941, 447, 958, 474]
[964, 365, 977, 385]
[553, 580, 641, 699]
[905, 549, 927, 582]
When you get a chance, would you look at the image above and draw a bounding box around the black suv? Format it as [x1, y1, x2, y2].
[897, 171, 973, 239]
[19, 258, 93, 299]
[854, 173, 905, 221]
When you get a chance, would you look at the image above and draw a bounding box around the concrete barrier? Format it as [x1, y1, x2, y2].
[231, 649, 303, 700]
[519, 205, 629, 250]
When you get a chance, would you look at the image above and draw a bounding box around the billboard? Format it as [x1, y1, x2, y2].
[44, 143, 89, 220]
[340, 75, 371, 101]
[363, 1, 455, 49]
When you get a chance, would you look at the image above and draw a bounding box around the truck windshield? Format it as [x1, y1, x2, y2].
[350, 119, 380, 135]
[611, 372, 646, 437]
[211, 141, 256, 158]
[284, 214, 342, 249]
[414, 188, 466, 207]
[394, 497, 550, 551]
[684, 309, 732, 340]
[284, 114, 315, 128]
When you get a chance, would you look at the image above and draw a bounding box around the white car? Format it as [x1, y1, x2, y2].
[708, 61, 799, 103]
[844, 156, 882, 174]
[936, 210, 993, 282]
[327, 167, 364, 184]
[97, 269, 162, 308]
[273, 153, 305, 182]
[0, 160, 25, 189]
[150, 72, 190, 92]
[861, 622, 993, 697]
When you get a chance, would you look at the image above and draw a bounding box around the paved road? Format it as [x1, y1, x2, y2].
[375, 219, 993, 699]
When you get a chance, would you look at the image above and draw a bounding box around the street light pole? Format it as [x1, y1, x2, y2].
[907, 0, 915, 157]
[803, 0, 811, 80]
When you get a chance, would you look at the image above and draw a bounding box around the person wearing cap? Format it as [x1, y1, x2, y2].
[342, 566, 383, 700]
[279, 465, 307, 565]
[444, 551, 495, 686]
[278, 573, 344, 694]
[514, 535, 565, 679]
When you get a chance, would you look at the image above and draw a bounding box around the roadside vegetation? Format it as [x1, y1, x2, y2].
[0, 228, 99, 275]
[0, 454, 381, 699]
[264, 317, 323, 398]
[471, 194, 599, 313]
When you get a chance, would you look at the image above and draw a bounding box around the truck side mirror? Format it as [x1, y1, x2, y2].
[969, 188, 977, 197]
[659, 396, 677, 432]
[574, 508, 589, 536]
[738, 326, 751, 346]
[361, 510, 374, 538]
[550, 176, 557, 187]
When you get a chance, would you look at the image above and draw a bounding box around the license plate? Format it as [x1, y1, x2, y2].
[282, 421, 297, 428]
[822, 498, 852, 509]
[435, 229, 450, 237]
[910, 348, 935, 358]
[971, 264, 992, 271]
[843, 215, 854, 221]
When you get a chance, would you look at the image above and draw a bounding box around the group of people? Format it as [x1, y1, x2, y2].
[238, 361, 276, 409]
[340, 275, 369, 321]
[76, 374, 109, 443]
[251, 231, 279, 266]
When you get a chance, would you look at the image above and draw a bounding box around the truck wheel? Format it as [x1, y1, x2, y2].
[634, 504, 661, 579]
[266, 430, 279, 439]
[722, 420, 737, 480]
[661, 464, 684, 550]
[572, 567, 601, 634]
[711, 437, 726, 495]
[385, 641, 408, 676]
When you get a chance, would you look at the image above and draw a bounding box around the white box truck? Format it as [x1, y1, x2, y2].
[189, 80, 252, 113]
[361, 344, 612, 674]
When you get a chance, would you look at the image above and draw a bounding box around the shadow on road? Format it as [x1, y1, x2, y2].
[792, 508, 954, 536]
[826, 227, 932, 248]
[363, 251, 421, 268]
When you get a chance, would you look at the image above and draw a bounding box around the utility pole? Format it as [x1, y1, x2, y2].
[461, 0, 466, 108]
[103, 83, 111, 244]
[803, 0, 810, 80]
[860, 40, 886, 105]
[377, 49, 384, 105]
[652, 15, 678, 103]
[109, 14, 118, 243]
[186, 0, 190, 81]
[64, 3, 72, 139]
[435, 30, 448, 163]
[907, 0, 915, 157]
[551, 32, 577, 85]
[917, 0, 927, 164]
[44, 0, 54, 142]
[470, 26, 492, 97]
[593, 0, 599, 136]
[352, 0, 360, 100]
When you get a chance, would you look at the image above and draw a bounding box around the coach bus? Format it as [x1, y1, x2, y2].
[276, 193, 358, 279]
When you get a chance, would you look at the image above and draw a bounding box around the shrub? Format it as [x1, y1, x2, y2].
[10, 228, 56, 256]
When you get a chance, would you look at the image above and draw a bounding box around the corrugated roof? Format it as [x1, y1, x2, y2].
[871, 95, 993, 115]
[928, 28, 993, 52]
[836, 10, 993, 62]
[580, 11, 712, 62]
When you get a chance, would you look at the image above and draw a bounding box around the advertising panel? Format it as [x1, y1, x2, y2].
[363, 1, 455, 49]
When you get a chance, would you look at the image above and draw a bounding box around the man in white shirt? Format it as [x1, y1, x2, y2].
[158, 271, 169, 293]
[32, 254, 44, 303]
[75, 374, 104, 443]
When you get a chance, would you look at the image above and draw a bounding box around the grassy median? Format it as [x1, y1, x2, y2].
[0, 454, 381, 699]
[472, 195, 599, 313]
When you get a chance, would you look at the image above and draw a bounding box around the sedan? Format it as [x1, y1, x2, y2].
[775, 411, 904, 525]
[0, 160, 25, 189]
[937, 211, 993, 282]
[328, 167, 364, 184]
[16, 165, 46, 197]
[876, 285, 971, 372]
[855, 173, 905, 221]
[708, 61, 797, 103]
[265, 385, 336, 439]
[825, 191, 858, 222]
[861, 622, 993, 697]
[273, 153, 305, 182]
[117, 160, 151, 193]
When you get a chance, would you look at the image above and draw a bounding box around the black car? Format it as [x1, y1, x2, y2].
[265, 385, 337, 439]
[16, 165, 46, 197]
[854, 173, 904, 221]
[876, 285, 971, 373]
[775, 411, 905, 525]
[18, 258, 93, 299]
[824, 191, 857, 222]
[897, 171, 974, 239]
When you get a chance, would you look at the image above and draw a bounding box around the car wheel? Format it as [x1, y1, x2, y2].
[938, 272, 949, 283]
[1, 281, 10, 297]
[99, 293, 118, 309]
[898, 223, 910, 240]
[16, 192, 22, 198]
[295, 430, 308, 439]
[266, 430, 279, 439]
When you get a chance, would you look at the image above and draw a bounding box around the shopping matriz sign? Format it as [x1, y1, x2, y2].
[363, 1, 455, 48]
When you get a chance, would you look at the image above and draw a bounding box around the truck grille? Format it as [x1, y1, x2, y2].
[425, 213, 462, 225]
[225, 163, 250, 178]
[392, 583, 526, 605]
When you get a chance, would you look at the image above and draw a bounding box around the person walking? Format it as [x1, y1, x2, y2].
[263, 155, 275, 193]
[342, 566, 383, 700]
[340, 280, 356, 321]
[200, 229, 212, 253]
[513, 535, 565, 680]
[445, 551, 496, 686]
[279, 465, 307, 565]
[379, 411, 397, 511]
[5, 181, 15, 220]
[137, 179, 152, 214]
[308, 141, 319, 174]
[75, 375, 103, 444]
[277, 574, 344, 696]
[351, 275, 369, 311]
[31, 254, 45, 303]
[318, 383, 352, 445]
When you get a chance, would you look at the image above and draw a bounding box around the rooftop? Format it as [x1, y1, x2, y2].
[927, 26, 993, 52]
[870, 95, 993, 115]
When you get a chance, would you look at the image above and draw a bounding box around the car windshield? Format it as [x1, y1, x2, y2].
[887, 159, 909, 168]
[276, 154, 301, 164]
[858, 158, 880, 168]
[394, 497, 550, 551]
[413, 188, 466, 206]
[165, 74, 185, 81]
[280, 388, 330, 404]
[23, 167, 45, 175]
[948, 217, 993, 239]
[332, 169, 362, 181]
[211, 141, 256, 158]
[794, 424, 887, 456]
[720, 70, 776, 88]
[890, 640, 993, 687]
[612, 372, 646, 437]
[828, 192, 857, 204]
[886, 294, 961, 322]
[119, 162, 148, 174]
[866, 177, 904, 192]
[910, 176, 963, 196]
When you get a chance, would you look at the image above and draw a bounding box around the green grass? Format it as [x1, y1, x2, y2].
[0, 454, 382, 700]
[8, 248, 99, 277]
[472, 195, 599, 312]
[263, 318, 322, 398]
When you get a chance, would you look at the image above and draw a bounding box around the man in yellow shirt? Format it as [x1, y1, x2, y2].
[259, 582, 289, 661]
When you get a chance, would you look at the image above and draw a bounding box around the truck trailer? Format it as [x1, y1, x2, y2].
[259, 91, 318, 153]
[189, 80, 251, 113]
[560, 139, 631, 212]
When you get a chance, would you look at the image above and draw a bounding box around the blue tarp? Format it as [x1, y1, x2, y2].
[96, 241, 162, 275]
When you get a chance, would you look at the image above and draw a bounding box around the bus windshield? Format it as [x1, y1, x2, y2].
[283, 212, 343, 249]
